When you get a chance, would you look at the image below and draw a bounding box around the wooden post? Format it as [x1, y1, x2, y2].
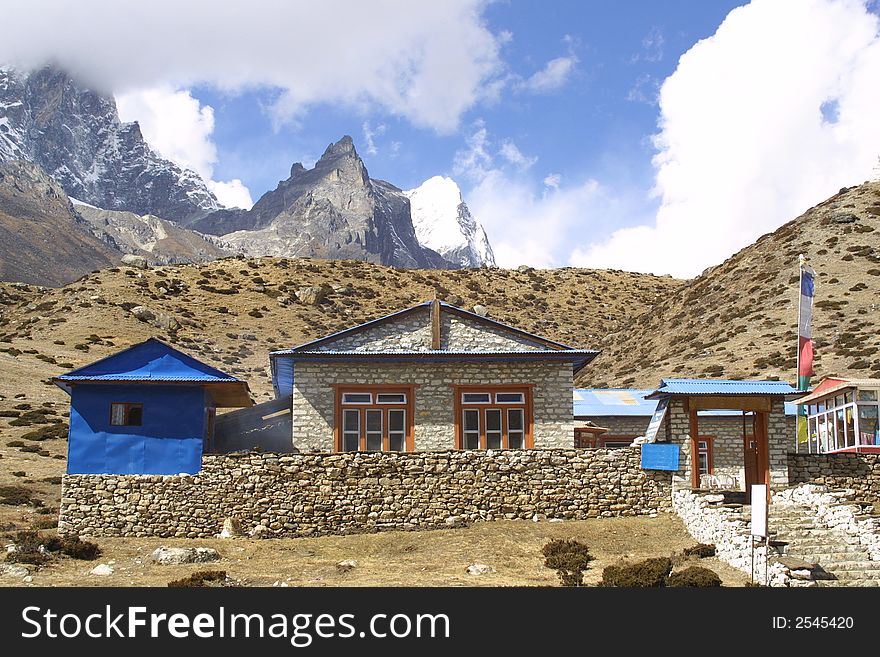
[431, 297, 441, 350]
[689, 406, 700, 489]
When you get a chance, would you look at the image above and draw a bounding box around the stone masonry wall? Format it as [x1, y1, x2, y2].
[59, 448, 672, 538]
[665, 399, 790, 492]
[788, 453, 880, 504]
[314, 306, 547, 352]
[292, 361, 573, 452]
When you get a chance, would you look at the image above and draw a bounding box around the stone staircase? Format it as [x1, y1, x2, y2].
[770, 499, 880, 587]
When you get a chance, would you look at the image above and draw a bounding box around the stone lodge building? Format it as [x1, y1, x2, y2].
[267, 300, 598, 453]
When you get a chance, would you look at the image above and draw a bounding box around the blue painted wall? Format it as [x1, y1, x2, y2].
[67, 384, 209, 475]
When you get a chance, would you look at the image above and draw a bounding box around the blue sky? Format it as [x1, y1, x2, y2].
[4, 1, 880, 276]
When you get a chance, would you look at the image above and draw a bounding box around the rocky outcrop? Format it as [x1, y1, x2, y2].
[191, 136, 454, 268]
[75, 203, 236, 265]
[0, 66, 219, 222]
[0, 160, 118, 286]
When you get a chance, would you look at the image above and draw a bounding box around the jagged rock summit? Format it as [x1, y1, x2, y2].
[0, 66, 219, 222]
[192, 136, 455, 269]
[405, 175, 495, 268]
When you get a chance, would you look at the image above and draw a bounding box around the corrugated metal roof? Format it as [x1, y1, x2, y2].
[573, 388, 798, 417]
[573, 389, 658, 417]
[795, 377, 880, 405]
[646, 378, 800, 398]
[55, 338, 244, 384]
[286, 349, 599, 356]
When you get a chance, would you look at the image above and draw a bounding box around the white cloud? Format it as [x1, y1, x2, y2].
[632, 26, 665, 63]
[517, 56, 577, 93]
[543, 173, 561, 189]
[0, 0, 503, 134]
[361, 121, 387, 156]
[117, 87, 253, 209]
[499, 140, 537, 169]
[575, 0, 880, 277]
[207, 179, 254, 210]
[454, 123, 622, 268]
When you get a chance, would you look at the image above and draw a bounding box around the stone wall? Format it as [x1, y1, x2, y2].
[788, 452, 880, 504]
[59, 448, 672, 538]
[292, 361, 574, 452]
[314, 306, 546, 352]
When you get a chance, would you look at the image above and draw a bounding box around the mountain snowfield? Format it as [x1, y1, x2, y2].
[405, 176, 495, 268]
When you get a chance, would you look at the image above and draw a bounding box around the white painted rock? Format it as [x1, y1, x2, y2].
[219, 518, 243, 539]
[90, 564, 114, 576]
[150, 546, 220, 565]
[336, 559, 358, 572]
[466, 564, 495, 575]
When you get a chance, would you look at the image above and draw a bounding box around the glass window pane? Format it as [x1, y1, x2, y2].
[508, 432, 523, 449]
[485, 409, 501, 432]
[462, 393, 491, 404]
[389, 434, 404, 451]
[366, 410, 382, 432]
[464, 433, 480, 449]
[343, 433, 359, 452]
[858, 389, 878, 402]
[845, 392, 853, 404]
[376, 393, 406, 404]
[389, 409, 405, 433]
[110, 403, 125, 425]
[496, 392, 524, 404]
[698, 452, 708, 475]
[463, 409, 479, 432]
[859, 406, 879, 445]
[486, 433, 502, 449]
[343, 410, 359, 432]
[366, 434, 382, 451]
[507, 409, 524, 432]
[342, 393, 372, 404]
[127, 405, 143, 426]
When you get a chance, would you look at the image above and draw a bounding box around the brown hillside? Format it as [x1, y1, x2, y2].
[0, 161, 119, 286]
[585, 180, 880, 388]
[0, 259, 681, 405]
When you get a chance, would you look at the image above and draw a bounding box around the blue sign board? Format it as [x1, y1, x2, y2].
[640, 443, 680, 471]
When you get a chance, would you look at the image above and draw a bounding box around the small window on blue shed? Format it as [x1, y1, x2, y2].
[110, 403, 143, 426]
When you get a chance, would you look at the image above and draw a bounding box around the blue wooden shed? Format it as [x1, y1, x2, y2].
[53, 338, 253, 475]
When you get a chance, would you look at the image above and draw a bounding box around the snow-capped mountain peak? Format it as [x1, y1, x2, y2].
[405, 176, 495, 268]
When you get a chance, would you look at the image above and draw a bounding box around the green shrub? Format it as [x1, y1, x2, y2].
[5, 530, 50, 565]
[168, 570, 228, 588]
[7, 440, 25, 447]
[31, 517, 57, 530]
[667, 566, 722, 587]
[601, 557, 673, 587]
[683, 543, 716, 558]
[541, 539, 594, 587]
[22, 424, 67, 441]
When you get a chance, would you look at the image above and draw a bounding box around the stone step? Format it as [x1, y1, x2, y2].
[790, 552, 872, 563]
[823, 561, 880, 572]
[817, 579, 880, 587]
[783, 543, 867, 553]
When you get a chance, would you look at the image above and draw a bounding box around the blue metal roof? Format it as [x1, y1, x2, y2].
[573, 389, 658, 417]
[646, 378, 800, 398]
[55, 338, 242, 384]
[573, 388, 799, 417]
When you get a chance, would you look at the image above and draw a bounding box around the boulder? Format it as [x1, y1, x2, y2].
[466, 564, 495, 575]
[130, 306, 180, 331]
[249, 524, 271, 538]
[0, 563, 29, 578]
[150, 546, 220, 565]
[295, 286, 325, 305]
[336, 559, 358, 572]
[121, 254, 149, 269]
[472, 304, 488, 317]
[90, 564, 114, 576]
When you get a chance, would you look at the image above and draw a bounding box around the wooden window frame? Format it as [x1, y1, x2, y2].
[333, 385, 415, 452]
[109, 402, 143, 427]
[453, 385, 534, 449]
[694, 435, 714, 476]
[599, 434, 637, 449]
